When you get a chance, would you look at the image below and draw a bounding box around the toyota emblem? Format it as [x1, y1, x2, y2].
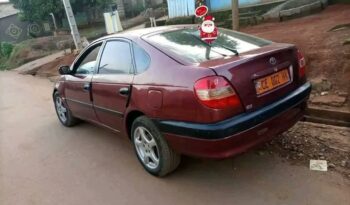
[269, 57, 277, 65]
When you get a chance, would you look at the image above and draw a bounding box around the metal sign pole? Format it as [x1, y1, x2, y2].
[62, 0, 82, 50]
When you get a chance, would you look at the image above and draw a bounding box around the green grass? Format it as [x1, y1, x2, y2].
[0, 57, 9, 70]
[0, 26, 106, 71]
[3, 41, 31, 70]
[0, 38, 58, 70]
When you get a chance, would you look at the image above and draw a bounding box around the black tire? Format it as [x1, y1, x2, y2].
[131, 116, 181, 177]
[53, 92, 79, 127]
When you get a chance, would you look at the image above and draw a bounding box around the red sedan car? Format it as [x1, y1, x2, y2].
[53, 25, 311, 176]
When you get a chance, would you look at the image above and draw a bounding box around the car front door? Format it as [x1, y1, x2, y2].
[64, 42, 102, 122]
[91, 40, 134, 132]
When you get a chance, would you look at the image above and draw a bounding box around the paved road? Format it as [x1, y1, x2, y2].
[1, 71, 349, 205]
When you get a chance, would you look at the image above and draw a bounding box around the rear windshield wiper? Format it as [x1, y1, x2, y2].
[188, 33, 226, 56]
[213, 43, 239, 56]
[190, 33, 239, 56]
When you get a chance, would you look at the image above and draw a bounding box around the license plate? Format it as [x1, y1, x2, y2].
[255, 69, 290, 95]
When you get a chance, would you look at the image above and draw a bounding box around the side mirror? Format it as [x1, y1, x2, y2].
[58, 65, 71, 75]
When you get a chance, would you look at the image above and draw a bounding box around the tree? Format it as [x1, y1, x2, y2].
[70, 0, 114, 25]
[10, 0, 64, 26]
[10, 0, 114, 27]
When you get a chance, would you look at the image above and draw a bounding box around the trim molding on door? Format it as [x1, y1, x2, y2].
[74, 114, 121, 133]
[66, 98, 124, 118]
[66, 98, 93, 107]
[94, 105, 124, 118]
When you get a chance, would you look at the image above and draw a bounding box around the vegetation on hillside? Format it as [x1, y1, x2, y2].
[9, 0, 115, 26]
[0, 36, 71, 71]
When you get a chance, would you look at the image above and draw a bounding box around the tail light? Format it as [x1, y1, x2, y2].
[297, 50, 306, 78]
[194, 76, 242, 110]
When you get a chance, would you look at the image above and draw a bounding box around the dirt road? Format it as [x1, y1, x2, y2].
[0, 71, 349, 205]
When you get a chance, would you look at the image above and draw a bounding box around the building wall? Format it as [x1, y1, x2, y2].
[167, 0, 195, 18]
[168, 0, 282, 18]
[207, 0, 260, 11]
[0, 14, 51, 43]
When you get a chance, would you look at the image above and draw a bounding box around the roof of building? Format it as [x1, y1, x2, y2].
[0, 2, 19, 19]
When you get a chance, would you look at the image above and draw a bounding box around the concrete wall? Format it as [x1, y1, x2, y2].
[0, 14, 51, 43]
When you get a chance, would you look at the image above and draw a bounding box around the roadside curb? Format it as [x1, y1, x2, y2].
[13, 51, 67, 75]
[279, 0, 327, 21]
[305, 106, 350, 128]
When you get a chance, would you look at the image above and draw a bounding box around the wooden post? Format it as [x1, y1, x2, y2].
[231, 0, 239, 30]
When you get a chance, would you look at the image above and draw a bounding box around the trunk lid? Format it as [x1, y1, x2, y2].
[199, 44, 300, 112]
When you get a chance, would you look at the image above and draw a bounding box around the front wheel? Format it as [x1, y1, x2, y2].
[131, 116, 181, 177]
[53, 92, 79, 127]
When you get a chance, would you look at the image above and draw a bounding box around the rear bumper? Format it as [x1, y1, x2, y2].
[154, 82, 311, 159]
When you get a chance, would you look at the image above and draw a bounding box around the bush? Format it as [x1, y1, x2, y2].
[135, 4, 145, 15]
[0, 60, 9, 70]
[0, 55, 8, 70]
[28, 32, 38, 38]
[0, 42, 14, 58]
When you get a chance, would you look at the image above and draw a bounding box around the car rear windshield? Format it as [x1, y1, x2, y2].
[145, 27, 272, 64]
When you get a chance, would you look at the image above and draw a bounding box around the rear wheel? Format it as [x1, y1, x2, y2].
[131, 116, 181, 177]
[54, 92, 79, 127]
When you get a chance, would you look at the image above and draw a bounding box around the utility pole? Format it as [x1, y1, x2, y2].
[62, 0, 82, 50]
[231, 0, 239, 30]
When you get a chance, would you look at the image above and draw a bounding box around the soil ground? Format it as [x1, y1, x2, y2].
[33, 53, 76, 78]
[259, 122, 350, 178]
[242, 4, 350, 94]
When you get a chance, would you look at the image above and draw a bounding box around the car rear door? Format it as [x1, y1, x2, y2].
[91, 39, 134, 132]
[64, 42, 102, 122]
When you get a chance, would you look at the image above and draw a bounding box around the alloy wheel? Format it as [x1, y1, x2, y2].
[55, 96, 67, 123]
[134, 126, 160, 170]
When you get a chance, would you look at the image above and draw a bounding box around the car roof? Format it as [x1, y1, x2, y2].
[92, 25, 196, 43]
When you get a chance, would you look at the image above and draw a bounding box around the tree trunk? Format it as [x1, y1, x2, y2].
[86, 7, 93, 25]
[231, 0, 239, 30]
[56, 12, 64, 29]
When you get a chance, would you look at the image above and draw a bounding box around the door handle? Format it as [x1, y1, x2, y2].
[119, 87, 130, 96]
[83, 83, 91, 92]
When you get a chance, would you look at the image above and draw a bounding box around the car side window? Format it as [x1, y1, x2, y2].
[133, 43, 151, 74]
[98, 41, 133, 74]
[75, 44, 101, 75]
